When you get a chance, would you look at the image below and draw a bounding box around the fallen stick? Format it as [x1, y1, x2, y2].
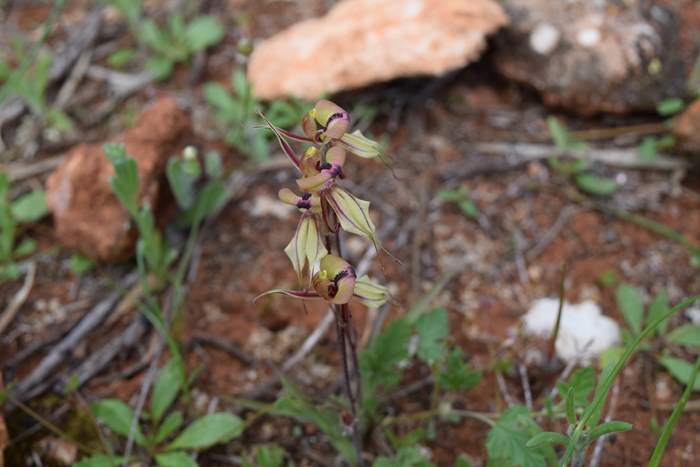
[0, 261, 36, 335]
[473, 142, 688, 171]
[9, 273, 137, 402]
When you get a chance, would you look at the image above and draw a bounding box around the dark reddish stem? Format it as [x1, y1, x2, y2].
[323, 209, 363, 465]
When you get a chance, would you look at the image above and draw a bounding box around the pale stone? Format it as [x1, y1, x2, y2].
[248, 0, 508, 100]
[522, 298, 620, 364]
[530, 23, 560, 55]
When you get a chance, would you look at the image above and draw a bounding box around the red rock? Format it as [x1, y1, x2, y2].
[494, 0, 687, 115]
[673, 99, 700, 153]
[46, 98, 189, 261]
[248, 0, 507, 100]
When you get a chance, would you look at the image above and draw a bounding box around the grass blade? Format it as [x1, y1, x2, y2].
[647, 354, 700, 467]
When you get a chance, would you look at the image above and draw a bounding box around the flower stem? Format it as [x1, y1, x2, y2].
[324, 222, 364, 466]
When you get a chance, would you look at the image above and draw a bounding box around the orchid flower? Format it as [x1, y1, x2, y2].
[278, 188, 325, 285]
[256, 255, 391, 308]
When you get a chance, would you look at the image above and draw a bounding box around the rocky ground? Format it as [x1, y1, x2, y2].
[1, 0, 700, 466]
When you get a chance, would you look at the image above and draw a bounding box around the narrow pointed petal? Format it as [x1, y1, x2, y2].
[259, 112, 301, 170]
[253, 289, 322, 302]
[276, 127, 314, 143]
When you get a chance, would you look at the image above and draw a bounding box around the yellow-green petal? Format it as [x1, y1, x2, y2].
[284, 215, 327, 284]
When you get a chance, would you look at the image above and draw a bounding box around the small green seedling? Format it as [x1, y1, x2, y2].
[0, 172, 49, 281]
[241, 444, 287, 467]
[204, 70, 309, 161]
[104, 144, 175, 280]
[0, 35, 73, 132]
[438, 186, 479, 220]
[656, 98, 685, 117]
[612, 283, 700, 389]
[547, 117, 617, 197]
[166, 147, 227, 227]
[105, 0, 224, 80]
[76, 358, 244, 467]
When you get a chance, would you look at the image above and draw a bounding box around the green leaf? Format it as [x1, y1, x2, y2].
[167, 413, 244, 450]
[14, 238, 36, 258]
[140, 20, 171, 54]
[415, 308, 448, 364]
[565, 387, 576, 425]
[255, 444, 286, 467]
[204, 152, 223, 178]
[272, 381, 356, 463]
[525, 431, 570, 448]
[146, 56, 174, 80]
[360, 317, 412, 416]
[151, 358, 185, 423]
[155, 451, 197, 467]
[232, 69, 251, 101]
[91, 399, 145, 445]
[458, 199, 479, 219]
[587, 421, 632, 440]
[455, 455, 472, 467]
[185, 16, 224, 51]
[11, 189, 48, 223]
[155, 411, 184, 444]
[616, 283, 645, 335]
[191, 180, 226, 223]
[656, 98, 685, 117]
[556, 367, 596, 407]
[648, 354, 700, 467]
[167, 158, 197, 210]
[575, 174, 617, 196]
[658, 355, 700, 391]
[486, 406, 553, 467]
[648, 292, 670, 336]
[69, 254, 94, 276]
[666, 324, 700, 348]
[203, 82, 241, 121]
[104, 144, 140, 216]
[107, 48, 138, 68]
[74, 455, 124, 467]
[638, 136, 658, 161]
[437, 348, 481, 391]
[548, 117, 570, 151]
[372, 446, 434, 467]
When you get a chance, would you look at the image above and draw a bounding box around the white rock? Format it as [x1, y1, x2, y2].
[577, 27, 601, 47]
[522, 298, 620, 364]
[530, 23, 560, 55]
[686, 306, 700, 325]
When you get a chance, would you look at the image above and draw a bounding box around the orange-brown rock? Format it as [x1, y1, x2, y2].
[46, 97, 189, 261]
[248, 0, 507, 100]
[673, 99, 700, 153]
